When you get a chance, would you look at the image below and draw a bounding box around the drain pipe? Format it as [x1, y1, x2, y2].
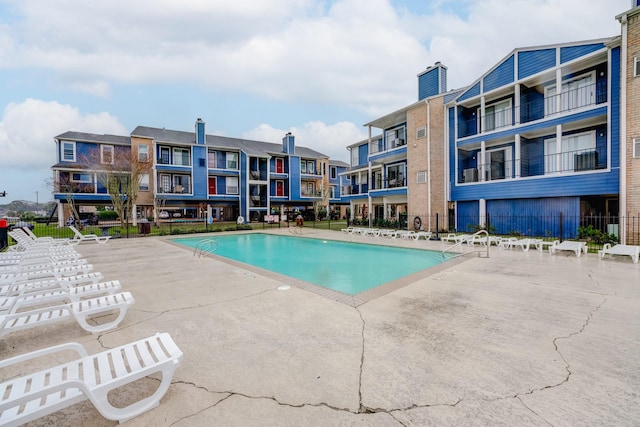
[620, 13, 628, 244]
[426, 99, 432, 232]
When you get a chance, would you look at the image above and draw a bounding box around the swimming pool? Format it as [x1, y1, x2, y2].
[172, 233, 451, 296]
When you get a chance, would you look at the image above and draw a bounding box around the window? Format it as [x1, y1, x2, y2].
[173, 175, 190, 193]
[306, 182, 315, 195]
[226, 177, 239, 194]
[207, 150, 217, 168]
[300, 160, 306, 173]
[545, 131, 595, 173]
[307, 161, 315, 174]
[545, 72, 595, 115]
[71, 173, 91, 183]
[159, 174, 171, 193]
[635, 57, 640, 77]
[386, 164, 405, 187]
[417, 171, 427, 183]
[330, 185, 336, 198]
[173, 148, 190, 166]
[62, 142, 76, 162]
[138, 174, 149, 191]
[330, 166, 337, 179]
[101, 145, 114, 164]
[416, 126, 426, 139]
[138, 145, 149, 162]
[351, 147, 359, 166]
[385, 126, 406, 149]
[485, 147, 512, 180]
[226, 152, 238, 169]
[634, 138, 640, 158]
[482, 99, 512, 131]
[159, 147, 170, 164]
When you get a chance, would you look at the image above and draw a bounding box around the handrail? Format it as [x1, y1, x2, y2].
[194, 239, 218, 257]
[442, 229, 490, 259]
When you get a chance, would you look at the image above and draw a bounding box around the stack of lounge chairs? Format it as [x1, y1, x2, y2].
[0, 227, 183, 425]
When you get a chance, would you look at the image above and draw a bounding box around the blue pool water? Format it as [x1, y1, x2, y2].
[172, 233, 450, 295]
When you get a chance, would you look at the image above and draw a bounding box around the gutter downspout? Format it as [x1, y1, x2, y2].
[620, 13, 628, 245]
[426, 99, 432, 231]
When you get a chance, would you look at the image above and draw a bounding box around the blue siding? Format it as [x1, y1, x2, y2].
[560, 43, 605, 64]
[518, 49, 556, 79]
[486, 197, 580, 237]
[457, 82, 480, 102]
[452, 170, 618, 202]
[456, 201, 479, 232]
[483, 55, 514, 93]
[290, 155, 301, 199]
[610, 46, 621, 171]
[239, 152, 248, 219]
[418, 68, 439, 100]
[520, 137, 544, 177]
[448, 107, 457, 191]
[358, 144, 368, 167]
[192, 146, 207, 197]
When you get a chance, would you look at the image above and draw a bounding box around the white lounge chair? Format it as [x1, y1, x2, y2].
[21, 227, 78, 246]
[413, 231, 432, 241]
[0, 263, 94, 286]
[0, 332, 182, 425]
[0, 280, 121, 313]
[69, 225, 111, 244]
[502, 238, 542, 251]
[598, 244, 639, 264]
[1, 272, 104, 297]
[0, 291, 134, 337]
[550, 240, 588, 257]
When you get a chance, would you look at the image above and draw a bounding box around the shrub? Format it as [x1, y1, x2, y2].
[98, 211, 119, 221]
[577, 225, 618, 245]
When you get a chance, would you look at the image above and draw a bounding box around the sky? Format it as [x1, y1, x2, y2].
[0, 0, 632, 204]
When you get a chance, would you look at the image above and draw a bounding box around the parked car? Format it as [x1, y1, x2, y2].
[9, 221, 34, 231]
[159, 211, 170, 219]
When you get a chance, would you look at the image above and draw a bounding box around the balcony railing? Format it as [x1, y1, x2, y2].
[369, 138, 407, 155]
[457, 82, 607, 138]
[458, 148, 605, 183]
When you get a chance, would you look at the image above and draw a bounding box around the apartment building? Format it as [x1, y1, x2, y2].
[446, 37, 621, 238]
[618, 0, 640, 244]
[342, 63, 460, 231]
[52, 119, 330, 224]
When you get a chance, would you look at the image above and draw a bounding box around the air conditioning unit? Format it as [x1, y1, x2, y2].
[463, 168, 478, 182]
[574, 151, 597, 171]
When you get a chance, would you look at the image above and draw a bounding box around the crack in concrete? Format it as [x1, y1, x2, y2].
[503, 296, 608, 425]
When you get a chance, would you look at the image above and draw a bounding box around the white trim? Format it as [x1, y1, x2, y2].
[633, 138, 640, 158]
[62, 141, 76, 162]
[137, 144, 149, 162]
[101, 145, 114, 164]
[634, 56, 640, 77]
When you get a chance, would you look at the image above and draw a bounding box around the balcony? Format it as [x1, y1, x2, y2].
[458, 148, 605, 184]
[457, 82, 607, 138]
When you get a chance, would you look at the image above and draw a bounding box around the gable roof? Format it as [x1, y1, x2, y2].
[55, 131, 131, 146]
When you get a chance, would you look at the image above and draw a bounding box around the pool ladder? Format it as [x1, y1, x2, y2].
[441, 229, 490, 259]
[194, 239, 219, 257]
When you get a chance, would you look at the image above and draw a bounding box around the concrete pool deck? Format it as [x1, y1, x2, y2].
[2, 228, 639, 426]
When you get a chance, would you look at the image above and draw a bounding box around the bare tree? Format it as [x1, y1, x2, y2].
[82, 147, 152, 229]
[50, 173, 84, 226]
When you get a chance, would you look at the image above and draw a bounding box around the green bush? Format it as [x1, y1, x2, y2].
[98, 211, 119, 221]
[577, 225, 618, 245]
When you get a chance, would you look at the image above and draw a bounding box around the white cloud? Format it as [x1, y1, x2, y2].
[0, 0, 630, 115]
[243, 121, 367, 162]
[0, 98, 128, 202]
[402, 0, 628, 89]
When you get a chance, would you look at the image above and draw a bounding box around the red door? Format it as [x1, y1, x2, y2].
[208, 177, 216, 194]
[276, 158, 284, 174]
[276, 180, 284, 197]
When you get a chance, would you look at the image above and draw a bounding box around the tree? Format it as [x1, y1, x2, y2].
[82, 147, 152, 229]
[50, 173, 83, 225]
